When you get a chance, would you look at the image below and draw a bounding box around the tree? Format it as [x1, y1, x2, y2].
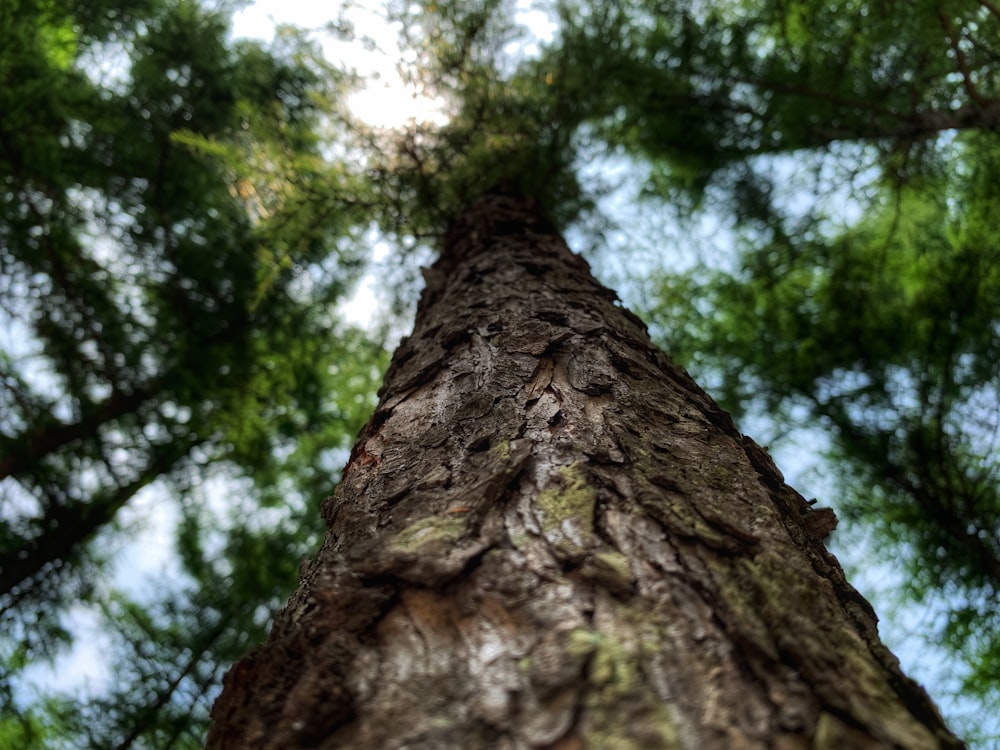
[8, 0, 997, 743]
[458, 0, 1000, 734]
[206, 191, 961, 748]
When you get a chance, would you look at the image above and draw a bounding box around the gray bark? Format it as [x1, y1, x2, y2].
[206, 193, 962, 749]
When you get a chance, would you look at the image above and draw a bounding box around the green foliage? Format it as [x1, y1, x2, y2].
[0, 697, 76, 750]
[1, 0, 387, 745]
[543, 0, 1000, 215]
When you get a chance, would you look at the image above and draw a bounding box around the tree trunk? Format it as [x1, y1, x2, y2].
[206, 194, 962, 749]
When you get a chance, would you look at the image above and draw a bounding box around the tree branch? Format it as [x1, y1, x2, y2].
[0, 437, 197, 599]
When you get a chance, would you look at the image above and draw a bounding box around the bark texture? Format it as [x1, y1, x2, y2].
[206, 194, 962, 749]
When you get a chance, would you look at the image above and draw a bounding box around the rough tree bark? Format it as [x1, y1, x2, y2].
[206, 194, 962, 749]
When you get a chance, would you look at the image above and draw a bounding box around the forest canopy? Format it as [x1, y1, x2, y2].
[1, 0, 997, 747]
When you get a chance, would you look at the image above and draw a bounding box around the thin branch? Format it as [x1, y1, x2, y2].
[0, 437, 197, 598]
[0, 383, 156, 480]
[112, 617, 229, 750]
[937, 3, 987, 105]
[976, 0, 1000, 24]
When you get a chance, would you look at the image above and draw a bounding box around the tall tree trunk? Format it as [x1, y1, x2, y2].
[206, 194, 962, 749]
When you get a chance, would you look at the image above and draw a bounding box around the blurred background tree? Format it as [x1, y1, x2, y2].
[1, 0, 386, 746]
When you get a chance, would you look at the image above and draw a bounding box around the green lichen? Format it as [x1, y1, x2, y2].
[536, 463, 596, 557]
[581, 550, 636, 592]
[812, 712, 843, 750]
[589, 632, 632, 686]
[567, 627, 602, 657]
[579, 629, 681, 749]
[509, 530, 529, 549]
[388, 515, 468, 554]
[492, 439, 511, 462]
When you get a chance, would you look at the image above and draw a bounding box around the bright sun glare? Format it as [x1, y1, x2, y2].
[232, 1, 557, 128]
[232, 0, 450, 129]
